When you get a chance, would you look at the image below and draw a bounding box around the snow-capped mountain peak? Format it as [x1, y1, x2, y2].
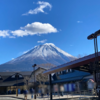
[44, 43, 55, 46]
[0, 43, 76, 72]
[21, 43, 74, 58]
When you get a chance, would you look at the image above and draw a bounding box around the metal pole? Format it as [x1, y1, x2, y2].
[16, 74, 18, 96]
[94, 36, 100, 99]
[87, 31, 100, 99]
[95, 37, 100, 99]
[94, 38, 97, 92]
[16, 79, 17, 96]
[34, 66, 36, 99]
[17, 74, 18, 96]
[49, 74, 52, 100]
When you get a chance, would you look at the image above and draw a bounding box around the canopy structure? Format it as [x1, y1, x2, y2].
[43, 52, 100, 75]
[44, 52, 100, 100]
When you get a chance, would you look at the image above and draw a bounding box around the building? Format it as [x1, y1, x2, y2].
[29, 67, 46, 83]
[52, 69, 91, 93]
[0, 71, 32, 94]
[29, 67, 47, 94]
[43, 52, 100, 99]
[0, 67, 48, 95]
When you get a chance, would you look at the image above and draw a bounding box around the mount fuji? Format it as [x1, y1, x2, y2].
[0, 43, 76, 72]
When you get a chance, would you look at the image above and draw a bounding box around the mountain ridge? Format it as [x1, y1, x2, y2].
[0, 43, 76, 72]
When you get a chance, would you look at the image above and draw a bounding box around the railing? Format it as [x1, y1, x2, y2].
[51, 90, 98, 99]
[33, 90, 98, 100]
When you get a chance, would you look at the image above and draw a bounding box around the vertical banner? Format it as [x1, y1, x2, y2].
[72, 83, 75, 91]
[67, 84, 69, 92]
[54, 84, 58, 92]
[64, 84, 67, 91]
[69, 83, 73, 91]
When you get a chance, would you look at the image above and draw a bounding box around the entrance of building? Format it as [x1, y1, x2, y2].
[0, 86, 7, 94]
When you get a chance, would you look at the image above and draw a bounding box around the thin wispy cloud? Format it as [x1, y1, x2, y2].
[0, 22, 57, 38]
[37, 39, 47, 43]
[22, 1, 52, 15]
[12, 58, 14, 60]
[77, 21, 82, 23]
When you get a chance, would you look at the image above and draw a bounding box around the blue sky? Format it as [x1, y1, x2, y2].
[0, 0, 100, 64]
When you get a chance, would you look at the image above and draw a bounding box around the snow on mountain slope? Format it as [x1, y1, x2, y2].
[0, 43, 76, 72]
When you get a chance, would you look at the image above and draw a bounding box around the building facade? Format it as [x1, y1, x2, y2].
[0, 71, 32, 94]
[52, 69, 92, 94]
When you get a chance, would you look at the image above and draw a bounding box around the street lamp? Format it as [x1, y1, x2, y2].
[32, 64, 37, 99]
[87, 30, 100, 40]
[87, 29, 100, 97]
[15, 73, 19, 97]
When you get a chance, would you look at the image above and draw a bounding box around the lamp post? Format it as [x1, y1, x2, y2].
[87, 29, 100, 98]
[15, 73, 19, 97]
[32, 64, 37, 99]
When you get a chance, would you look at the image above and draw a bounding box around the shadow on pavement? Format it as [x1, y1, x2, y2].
[0, 96, 30, 100]
[53, 97, 98, 100]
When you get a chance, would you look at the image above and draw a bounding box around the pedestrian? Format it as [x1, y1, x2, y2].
[30, 88, 34, 99]
[41, 93, 43, 98]
[24, 89, 28, 100]
[47, 92, 49, 96]
[60, 92, 63, 96]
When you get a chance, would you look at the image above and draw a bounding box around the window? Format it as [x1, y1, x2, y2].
[70, 69, 72, 72]
[11, 74, 23, 78]
[66, 69, 69, 73]
[60, 71, 63, 74]
[66, 69, 72, 73]
[19, 75, 23, 78]
[12, 75, 15, 78]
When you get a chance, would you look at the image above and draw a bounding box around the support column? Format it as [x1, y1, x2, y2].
[94, 37, 100, 99]
[49, 74, 52, 100]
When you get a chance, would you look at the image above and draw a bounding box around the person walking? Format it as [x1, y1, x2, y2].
[30, 88, 34, 99]
[24, 89, 28, 100]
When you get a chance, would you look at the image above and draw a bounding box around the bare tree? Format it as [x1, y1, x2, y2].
[24, 76, 29, 89]
[30, 63, 56, 94]
[83, 53, 87, 57]
[36, 71, 48, 88]
[77, 53, 88, 59]
[77, 54, 82, 58]
[69, 57, 77, 61]
[36, 71, 48, 94]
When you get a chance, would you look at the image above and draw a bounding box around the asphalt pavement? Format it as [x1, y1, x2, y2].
[0, 94, 98, 100]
